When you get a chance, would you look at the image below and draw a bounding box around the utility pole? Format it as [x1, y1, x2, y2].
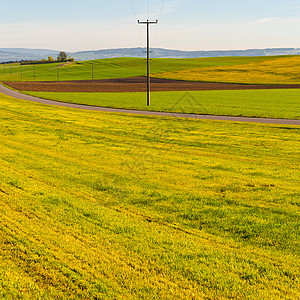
[138, 19, 158, 106]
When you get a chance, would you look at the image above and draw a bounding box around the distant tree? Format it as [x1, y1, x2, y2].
[19, 52, 74, 66]
[57, 51, 68, 62]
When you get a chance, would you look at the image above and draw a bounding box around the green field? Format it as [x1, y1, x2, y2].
[25, 89, 300, 120]
[0, 93, 299, 299]
[0, 55, 291, 82]
[3, 55, 300, 120]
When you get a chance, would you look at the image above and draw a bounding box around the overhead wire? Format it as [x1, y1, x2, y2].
[138, 24, 143, 49]
[153, 0, 165, 51]
[158, 0, 165, 20]
[130, 0, 165, 53]
[130, 0, 143, 48]
[153, 24, 158, 54]
[130, 0, 138, 19]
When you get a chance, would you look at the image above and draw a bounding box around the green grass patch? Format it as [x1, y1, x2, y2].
[0, 93, 299, 299]
[0, 56, 283, 82]
[25, 89, 300, 120]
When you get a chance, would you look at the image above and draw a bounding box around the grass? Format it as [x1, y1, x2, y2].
[156, 55, 300, 84]
[25, 89, 300, 120]
[0, 93, 299, 299]
[0, 56, 286, 82]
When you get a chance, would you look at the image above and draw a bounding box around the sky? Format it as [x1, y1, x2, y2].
[1, 0, 300, 52]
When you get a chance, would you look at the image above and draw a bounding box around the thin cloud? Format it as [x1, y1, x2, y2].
[253, 18, 280, 24]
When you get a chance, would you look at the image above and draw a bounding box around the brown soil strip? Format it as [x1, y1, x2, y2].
[3, 76, 300, 93]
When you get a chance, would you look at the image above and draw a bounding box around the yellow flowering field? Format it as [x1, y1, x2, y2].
[155, 55, 300, 84]
[0, 93, 299, 299]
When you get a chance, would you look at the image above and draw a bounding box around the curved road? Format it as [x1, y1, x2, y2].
[0, 83, 299, 125]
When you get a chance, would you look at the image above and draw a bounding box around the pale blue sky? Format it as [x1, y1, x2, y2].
[1, 0, 300, 51]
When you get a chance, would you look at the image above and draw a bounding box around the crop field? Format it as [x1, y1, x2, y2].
[0, 93, 299, 299]
[24, 89, 300, 119]
[2, 55, 300, 120]
[0, 55, 295, 83]
[9, 77, 300, 93]
[156, 55, 300, 84]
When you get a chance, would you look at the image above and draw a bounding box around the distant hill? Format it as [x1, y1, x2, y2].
[0, 48, 60, 63]
[72, 47, 300, 60]
[1, 47, 300, 62]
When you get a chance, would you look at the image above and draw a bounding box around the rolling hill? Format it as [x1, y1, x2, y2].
[1, 47, 300, 63]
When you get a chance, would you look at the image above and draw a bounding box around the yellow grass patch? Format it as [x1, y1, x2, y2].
[155, 55, 300, 84]
[0, 93, 299, 299]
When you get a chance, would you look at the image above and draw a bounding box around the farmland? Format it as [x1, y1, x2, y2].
[0, 55, 299, 120]
[0, 55, 298, 83]
[0, 53, 299, 299]
[1, 57, 249, 82]
[1, 55, 300, 120]
[0, 93, 299, 299]
[155, 55, 300, 84]
[22, 89, 300, 120]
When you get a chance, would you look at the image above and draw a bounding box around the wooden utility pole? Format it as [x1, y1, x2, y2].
[138, 19, 158, 106]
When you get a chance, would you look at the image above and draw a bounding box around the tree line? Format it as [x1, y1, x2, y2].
[20, 52, 74, 65]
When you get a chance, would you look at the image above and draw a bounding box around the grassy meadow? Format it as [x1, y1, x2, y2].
[0, 93, 299, 299]
[25, 89, 300, 119]
[0, 55, 295, 83]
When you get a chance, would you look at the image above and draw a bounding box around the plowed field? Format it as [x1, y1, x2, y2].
[4, 76, 300, 92]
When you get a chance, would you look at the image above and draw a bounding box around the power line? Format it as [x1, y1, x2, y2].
[158, 0, 165, 19]
[133, 1, 164, 105]
[130, 0, 138, 19]
[147, 0, 149, 19]
[138, 25, 142, 48]
[138, 19, 158, 106]
[130, 0, 143, 47]
[153, 22, 158, 49]
[154, 0, 165, 54]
